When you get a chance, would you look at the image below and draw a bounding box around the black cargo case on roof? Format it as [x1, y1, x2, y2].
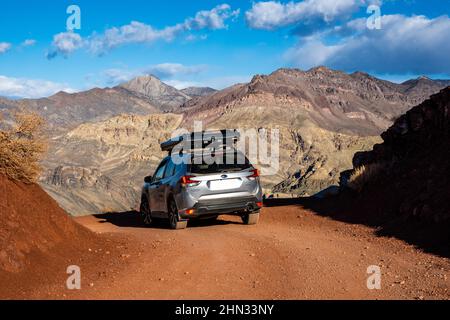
[160, 129, 240, 153]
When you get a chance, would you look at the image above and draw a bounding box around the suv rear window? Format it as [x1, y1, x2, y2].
[188, 152, 252, 174]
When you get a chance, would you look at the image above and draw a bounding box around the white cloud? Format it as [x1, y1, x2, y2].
[185, 34, 208, 42]
[103, 69, 136, 85]
[88, 21, 176, 56]
[0, 42, 12, 54]
[0, 75, 76, 98]
[246, 0, 364, 30]
[48, 4, 239, 58]
[285, 14, 450, 74]
[47, 32, 85, 59]
[103, 63, 207, 86]
[166, 75, 252, 90]
[21, 39, 37, 47]
[284, 38, 340, 69]
[184, 4, 240, 30]
[145, 63, 207, 79]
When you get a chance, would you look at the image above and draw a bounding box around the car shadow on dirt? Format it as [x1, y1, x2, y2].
[94, 211, 242, 229]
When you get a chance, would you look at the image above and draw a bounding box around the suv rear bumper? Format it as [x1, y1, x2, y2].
[179, 196, 261, 218]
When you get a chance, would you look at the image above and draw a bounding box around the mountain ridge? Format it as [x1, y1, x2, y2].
[3, 66, 449, 215]
[180, 66, 450, 136]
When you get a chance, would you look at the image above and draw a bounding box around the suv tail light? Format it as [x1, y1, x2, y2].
[180, 175, 200, 187]
[249, 169, 259, 180]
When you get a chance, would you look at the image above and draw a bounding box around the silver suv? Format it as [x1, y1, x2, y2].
[139, 132, 262, 229]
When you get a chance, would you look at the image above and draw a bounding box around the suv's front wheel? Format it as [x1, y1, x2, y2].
[167, 198, 188, 230]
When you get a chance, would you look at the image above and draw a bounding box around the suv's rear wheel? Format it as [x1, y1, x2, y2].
[140, 195, 152, 226]
[168, 198, 187, 230]
[242, 211, 260, 225]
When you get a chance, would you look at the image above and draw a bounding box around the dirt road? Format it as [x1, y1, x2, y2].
[58, 202, 449, 300]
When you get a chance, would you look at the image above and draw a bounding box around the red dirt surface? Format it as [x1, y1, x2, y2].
[67, 206, 450, 300]
[0, 175, 128, 299]
[1, 175, 448, 300]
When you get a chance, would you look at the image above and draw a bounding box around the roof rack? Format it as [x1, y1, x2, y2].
[161, 129, 240, 154]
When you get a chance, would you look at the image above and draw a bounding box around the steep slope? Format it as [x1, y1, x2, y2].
[0, 174, 110, 296]
[0, 175, 92, 272]
[343, 87, 450, 224]
[301, 87, 450, 256]
[119, 75, 191, 111]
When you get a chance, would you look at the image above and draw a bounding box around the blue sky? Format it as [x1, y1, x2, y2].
[0, 0, 449, 98]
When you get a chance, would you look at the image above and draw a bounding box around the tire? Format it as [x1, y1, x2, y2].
[140, 195, 152, 226]
[167, 198, 188, 230]
[242, 211, 260, 225]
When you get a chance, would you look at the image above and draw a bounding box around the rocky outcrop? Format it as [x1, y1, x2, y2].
[344, 87, 450, 223]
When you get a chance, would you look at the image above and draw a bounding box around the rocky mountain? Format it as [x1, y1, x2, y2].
[34, 67, 450, 215]
[181, 86, 217, 97]
[0, 88, 161, 133]
[400, 76, 450, 105]
[182, 67, 450, 136]
[0, 75, 191, 133]
[119, 75, 191, 111]
[342, 87, 450, 224]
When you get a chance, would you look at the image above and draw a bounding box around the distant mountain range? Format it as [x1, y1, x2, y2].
[0, 75, 216, 132]
[1, 67, 448, 215]
[181, 67, 450, 136]
[1, 68, 448, 134]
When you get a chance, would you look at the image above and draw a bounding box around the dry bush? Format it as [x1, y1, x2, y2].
[0, 110, 47, 183]
[348, 162, 384, 193]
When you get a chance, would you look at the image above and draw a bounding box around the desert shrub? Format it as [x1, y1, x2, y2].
[347, 162, 385, 193]
[0, 110, 47, 183]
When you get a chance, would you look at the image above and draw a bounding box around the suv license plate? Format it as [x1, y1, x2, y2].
[209, 179, 241, 190]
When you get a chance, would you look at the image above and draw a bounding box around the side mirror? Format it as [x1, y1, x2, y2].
[144, 176, 153, 183]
